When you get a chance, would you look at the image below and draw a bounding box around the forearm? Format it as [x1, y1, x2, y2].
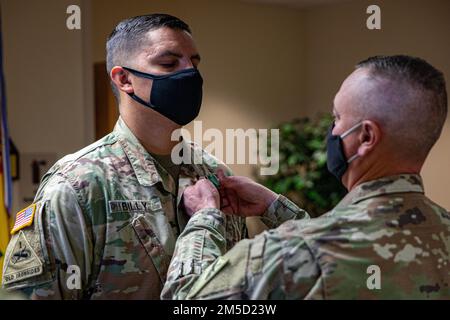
[260, 194, 310, 229]
[161, 208, 227, 300]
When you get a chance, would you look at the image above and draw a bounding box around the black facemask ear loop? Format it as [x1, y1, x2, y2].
[122, 67, 156, 109]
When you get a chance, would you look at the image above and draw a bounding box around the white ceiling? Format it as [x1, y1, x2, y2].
[243, 0, 349, 9]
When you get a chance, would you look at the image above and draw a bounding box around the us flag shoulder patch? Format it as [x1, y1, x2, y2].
[11, 203, 37, 235]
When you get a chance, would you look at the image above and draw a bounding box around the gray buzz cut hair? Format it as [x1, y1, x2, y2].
[106, 14, 192, 102]
[355, 55, 447, 161]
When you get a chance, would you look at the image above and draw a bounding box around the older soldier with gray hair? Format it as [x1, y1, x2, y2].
[162, 55, 449, 299]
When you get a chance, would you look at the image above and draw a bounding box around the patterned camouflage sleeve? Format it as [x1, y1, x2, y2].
[2, 175, 93, 299]
[161, 208, 319, 300]
[161, 208, 227, 300]
[259, 194, 310, 229]
[191, 143, 248, 246]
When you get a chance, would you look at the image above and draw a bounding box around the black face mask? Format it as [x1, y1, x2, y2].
[123, 67, 203, 126]
[326, 121, 362, 182]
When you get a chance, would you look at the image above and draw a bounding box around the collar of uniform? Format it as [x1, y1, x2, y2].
[113, 116, 176, 194]
[337, 174, 424, 207]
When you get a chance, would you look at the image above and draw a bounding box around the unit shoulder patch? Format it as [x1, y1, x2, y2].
[2, 231, 43, 285]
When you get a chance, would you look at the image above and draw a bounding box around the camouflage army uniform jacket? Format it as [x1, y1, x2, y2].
[162, 174, 450, 299]
[1, 117, 245, 299]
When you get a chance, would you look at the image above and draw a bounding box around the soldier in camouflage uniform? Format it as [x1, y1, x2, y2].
[162, 55, 450, 299]
[1, 14, 246, 299]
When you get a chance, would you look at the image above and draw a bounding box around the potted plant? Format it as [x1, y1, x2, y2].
[255, 114, 347, 217]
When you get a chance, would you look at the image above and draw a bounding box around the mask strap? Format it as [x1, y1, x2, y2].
[123, 66, 199, 80]
[127, 92, 157, 110]
[340, 121, 363, 139]
[122, 67, 157, 80]
[347, 153, 359, 163]
[341, 121, 363, 164]
[123, 67, 157, 108]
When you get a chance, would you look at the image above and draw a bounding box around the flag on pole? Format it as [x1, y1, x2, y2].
[0, 5, 12, 215]
[0, 168, 9, 279]
[0, 4, 12, 280]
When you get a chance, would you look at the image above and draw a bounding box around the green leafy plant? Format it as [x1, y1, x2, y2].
[256, 114, 347, 217]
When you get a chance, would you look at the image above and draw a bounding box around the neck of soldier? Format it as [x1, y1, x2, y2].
[120, 102, 181, 156]
[344, 154, 422, 191]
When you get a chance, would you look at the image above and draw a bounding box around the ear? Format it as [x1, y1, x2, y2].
[110, 66, 134, 94]
[357, 120, 381, 157]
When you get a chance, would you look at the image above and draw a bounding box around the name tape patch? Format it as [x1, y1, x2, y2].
[108, 199, 162, 214]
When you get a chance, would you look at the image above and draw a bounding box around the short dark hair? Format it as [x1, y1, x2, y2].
[106, 14, 191, 101]
[356, 55, 447, 160]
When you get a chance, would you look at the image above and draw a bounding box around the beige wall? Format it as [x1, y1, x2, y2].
[303, 0, 450, 209]
[1, 0, 95, 213]
[2, 0, 94, 155]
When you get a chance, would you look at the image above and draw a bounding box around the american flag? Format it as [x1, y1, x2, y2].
[11, 204, 35, 234]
